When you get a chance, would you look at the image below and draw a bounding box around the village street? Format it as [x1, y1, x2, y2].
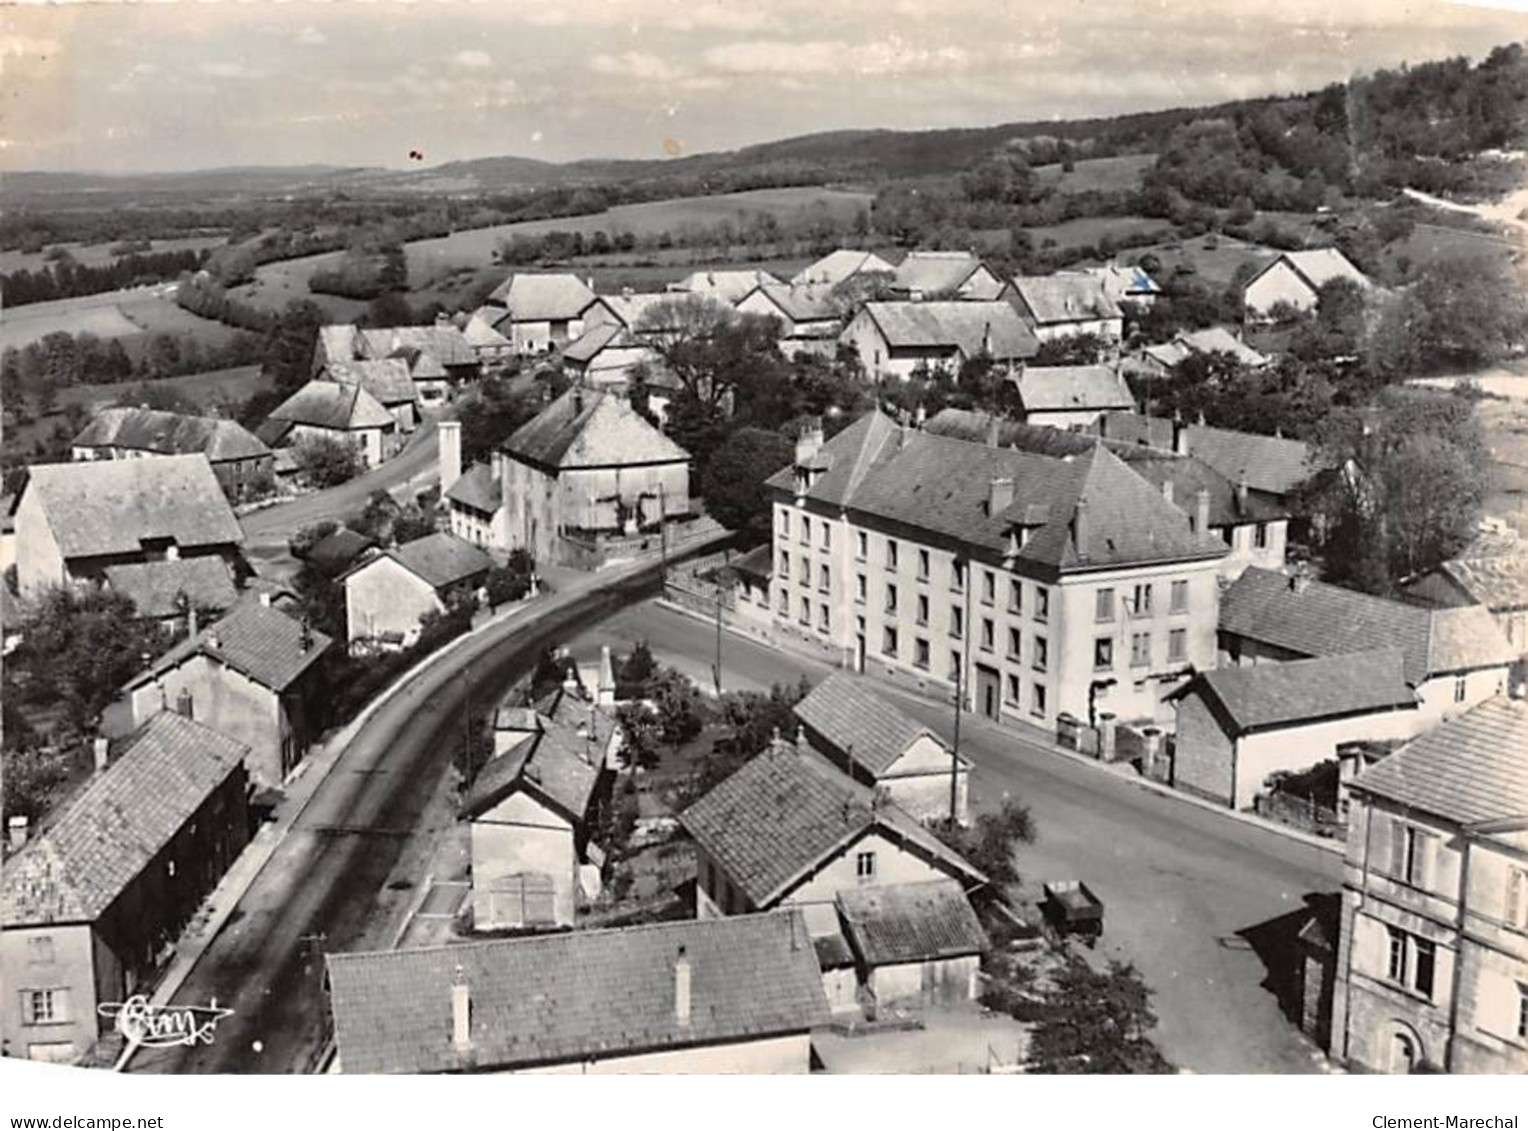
[565, 599, 1344, 1075]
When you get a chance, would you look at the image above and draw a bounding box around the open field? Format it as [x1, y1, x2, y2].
[1382, 220, 1521, 273]
[1, 285, 242, 353]
[0, 235, 227, 276]
[1033, 153, 1156, 195]
[1125, 232, 1280, 291]
[1020, 213, 1174, 250]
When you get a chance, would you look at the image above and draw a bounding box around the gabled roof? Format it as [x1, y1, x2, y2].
[1186, 649, 1415, 735]
[767, 411, 1227, 574]
[672, 269, 781, 304]
[1, 711, 248, 926]
[357, 325, 477, 368]
[503, 386, 689, 472]
[680, 741, 986, 909]
[561, 320, 629, 364]
[325, 910, 828, 1074]
[1219, 568, 1516, 684]
[1013, 364, 1136, 414]
[836, 878, 987, 966]
[741, 282, 840, 325]
[892, 251, 992, 299]
[595, 291, 697, 332]
[19, 456, 243, 561]
[1175, 327, 1270, 368]
[857, 302, 1039, 362]
[322, 359, 416, 407]
[127, 597, 333, 694]
[307, 527, 375, 573]
[1008, 274, 1124, 325]
[793, 248, 896, 287]
[444, 462, 503, 515]
[1251, 247, 1370, 294]
[379, 532, 495, 591]
[316, 324, 361, 368]
[266, 380, 395, 432]
[487, 273, 598, 323]
[462, 310, 512, 349]
[1439, 553, 1528, 612]
[71, 407, 270, 464]
[461, 707, 602, 825]
[794, 672, 954, 778]
[1181, 423, 1319, 497]
[1351, 696, 1528, 827]
[103, 557, 238, 621]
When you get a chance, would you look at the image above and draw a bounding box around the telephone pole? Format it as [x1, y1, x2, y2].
[950, 666, 963, 825]
[712, 590, 724, 696]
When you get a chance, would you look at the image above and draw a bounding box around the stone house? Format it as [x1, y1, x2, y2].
[320, 359, 419, 434]
[257, 380, 398, 469]
[734, 282, 844, 358]
[325, 911, 827, 1074]
[101, 557, 238, 628]
[1010, 364, 1137, 430]
[1004, 274, 1125, 344]
[835, 879, 987, 1008]
[340, 531, 494, 648]
[479, 273, 599, 355]
[890, 251, 1003, 301]
[0, 712, 250, 1064]
[839, 301, 1039, 382]
[669, 269, 782, 305]
[1402, 548, 1528, 662]
[70, 406, 274, 503]
[792, 249, 896, 288]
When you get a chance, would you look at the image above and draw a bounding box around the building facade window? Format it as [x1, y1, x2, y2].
[819, 564, 830, 592]
[777, 588, 788, 613]
[949, 651, 961, 681]
[1094, 637, 1114, 671]
[885, 539, 898, 570]
[1006, 674, 1020, 704]
[1095, 587, 1115, 623]
[820, 524, 831, 550]
[1131, 632, 1151, 668]
[22, 989, 65, 1026]
[951, 606, 964, 640]
[1032, 682, 1047, 717]
[1008, 580, 1022, 614]
[916, 594, 929, 625]
[952, 560, 966, 593]
[1035, 587, 1049, 623]
[1168, 628, 1187, 663]
[856, 851, 876, 881]
[882, 626, 898, 657]
[1392, 824, 1437, 890]
[885, 583, 898, 614]
[982, 570, 995, 605]
[818, 604, 830, 633]
[917, 549, 930, 580]
[1008, 627, 1022, 659]
[778, 553, 790, 578]
[1518, 985, 1528, 1040]
[856, 531, 867, 560]
[1171, 580, 1189, 614]
[981, 618, 995, 652]
[801, 516, 811, 545]
[1033, 636, 1048, 672]
[1131, 583, 1153, 615]
[799, 596, 811, 625]
[914, 638, 930, 669]
[856, 574, 867, 603]
[780, 511, 790, 539]
[1254, 523, 1269, 549]
[1454, 676, 1467, 703]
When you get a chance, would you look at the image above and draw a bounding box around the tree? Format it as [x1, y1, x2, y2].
[650, 668, 704, 747]
[930, 799, 1035, 888]
[485, 551, 534, 608]
[698, 427, 792, 541]
[1409, 256, 1528, 371]
[1025, 957, 1175, 1074]
[688, 678, 813, 798]
[293, 434, 364, 488]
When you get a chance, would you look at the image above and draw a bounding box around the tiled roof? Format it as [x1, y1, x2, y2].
[1, 712, 248, 926]
[1090, 411, 1176, 451]
[72, 407, 270, 464]
[307, 528, 375, 572]
[503, 386, 689, 471]
[793, 249, 896, 287]
[358, 325, 477, 368]
[128, 597, 333, 694]
[267, 380, 395, 432]
[1441, 554, 1528, 612]
[1175, 327, 1270, 368]
[1351, 696, 1528, 826]
[461, 707, 602, 825]
[1009, 274, 1124, 325]
[389, 532, 495, 591]
[1181, 423, 1319, 497]
[325, 910, 828, 1073]
[680, 742, 985, 908]
[487, 273, 598, 322]
[462, 310, 512, 349]
[103, 558, 238, 621]
[593, 292, 689, 332]
[21, 456, 243, 561]
[322, 359, 416, 407]
[1013, 365, 1136, 414]
[860, 302, 1039, 361]
[892, 251, 991, 298]
[836, 878, 987, 966]
[1219, 568, 1515, 684]
[728, 543, 773, 581]
[673, 270, 782, 304]
[561, 321, 628, 364]
[743, 282, 841, 325]
[795, 672, 951, 778]
[1254, 248, 1370, 293]
[1190, 649, 1415, 734]
[444, 463, 502, 515]
[768, 410, 1227, 574]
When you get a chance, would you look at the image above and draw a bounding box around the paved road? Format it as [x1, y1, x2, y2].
[566, 601, 1343, 1074]
[129, 561, 669, 1075]
[240, 420, 440, 558]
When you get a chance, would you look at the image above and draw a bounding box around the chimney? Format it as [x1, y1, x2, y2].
[674, 947, 692, 1028]
[989, 477, 1015, 515]
[490, 448, 504, 485]
[794, 418, 823, 468]
[981, 321, 993, 356]
[93, 736, 110, 773]
[176, 687, 194, 720]
[1173, 418, 1190, 457]
[438, 420, 463, 495]
[451, 967, 472, 1053]
[597, 644, 616, 709]
[1235, 478, 1249, 515]
[7, 815, 28, 852]
[258, 590, 272, 608]
[187, 605, 199, 641]
[1193, 488, 1210, 535]
[435, 312, 450, 328]
[573, 387, 584, 414]
[1072, 496, 1090, 556]
[1290, 566, 1312, 595]
[1161, 479, 1174, 507]
[586, 276, 595, 291]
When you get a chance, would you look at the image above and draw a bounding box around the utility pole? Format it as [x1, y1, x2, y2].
[658, 483, 668, 580]
[462, 664, 474, 782]
[712, 590, 724, 696]
[950, 665, 963, 825]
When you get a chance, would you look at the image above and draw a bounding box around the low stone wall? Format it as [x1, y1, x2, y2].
[1254, 790, 1345, 840]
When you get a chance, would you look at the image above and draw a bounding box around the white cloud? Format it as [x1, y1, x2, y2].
[589, 51, 687, 82]
[452, 49, 493, 70]
[198, 61, 261, 80]
[296, 26, 328, 47]
[664, 5, 781, 32]
[703, 37, 970, 77]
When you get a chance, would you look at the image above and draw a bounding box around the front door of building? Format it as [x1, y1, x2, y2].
[977, 665, 1000, 721]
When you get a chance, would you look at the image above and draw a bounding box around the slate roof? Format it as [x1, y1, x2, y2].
[386, 532, 495, 591]
[767, 410, 1227, 575]
[127, 597, 333, 694]
[322, 359, 416, 408]
[72, 407, 271, 464]
[324, 910, 828, 1074]
[0, 711, 249, 926]
[892, 251, 992, 298]
[1219, 568, 1516, 684]
[836, 878, 987, 966]
[1187, 649, 1416, 734]
[103, 557, 238, 621]
[1251, 248, 1370, 294]
[1013, 365, 1136, 414]
[20, 455, 243, 561]
[358, 325, 477, 368]
[503, 386, 689, 472]
[672, 269, 782, 304]
[858, 302, 1039, 362]
[266, 380, 395, 432]
[462, 310, 512, 350]
[444, 462, 502, 515]
[1440, 554, 1528, 612]
[487, 273, 598, 323]
[742, 282, 841, 325]
[728, 543, 773, 582]
[1009, 274, 1124, 325]
[1181, 423, 1319, 497]
[795, 672, 953, 778]
[793, 249, 896, 287]
[1350, 696, 1528, 827]
[680, 741, 986, 909]
[461, 709, 602, 825]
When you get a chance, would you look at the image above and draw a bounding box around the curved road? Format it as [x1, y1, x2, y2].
[128, 556, 673, 1075]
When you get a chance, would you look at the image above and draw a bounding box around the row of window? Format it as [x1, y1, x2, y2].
[891, 627, 1052, 717]
[1093, 581, 1190, 622]
[1094, 630, 1189, 671]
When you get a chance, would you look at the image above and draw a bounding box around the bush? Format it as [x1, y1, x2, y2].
[293, 435, 364, 488]
[289, 519, 339, 560]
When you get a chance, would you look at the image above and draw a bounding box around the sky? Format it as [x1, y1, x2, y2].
[2, 0, 1527, 174]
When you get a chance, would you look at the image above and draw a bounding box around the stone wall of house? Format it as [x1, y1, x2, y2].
[1171, 693, 1235, 806]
